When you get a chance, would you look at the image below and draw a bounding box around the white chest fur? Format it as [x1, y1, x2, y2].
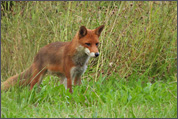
[70, 65, 88, 81]
[71, 45, 91, 80]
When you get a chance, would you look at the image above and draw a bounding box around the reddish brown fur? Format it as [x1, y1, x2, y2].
[1, 25, 104, 93]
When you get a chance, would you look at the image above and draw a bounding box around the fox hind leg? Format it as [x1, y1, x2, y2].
[30, 70, 46, 90]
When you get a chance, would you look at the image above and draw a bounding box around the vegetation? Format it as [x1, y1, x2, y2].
[1, 1, 177, 118]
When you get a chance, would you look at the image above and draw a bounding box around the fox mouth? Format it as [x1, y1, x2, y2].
[76, 45, 99, 58]
[84, 48, 99, 58]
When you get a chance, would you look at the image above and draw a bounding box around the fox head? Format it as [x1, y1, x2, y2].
[77, 25, 104, 58]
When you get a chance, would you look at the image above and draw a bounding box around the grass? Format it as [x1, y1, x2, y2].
[1, 1, 177, 118]
[1, 74, 177, 118]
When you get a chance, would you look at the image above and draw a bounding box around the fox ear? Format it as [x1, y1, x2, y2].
[79, 26, 87, 39]
[95, 25, 104, 37]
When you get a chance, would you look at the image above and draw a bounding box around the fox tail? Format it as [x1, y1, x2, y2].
[1, 66, 32, 91]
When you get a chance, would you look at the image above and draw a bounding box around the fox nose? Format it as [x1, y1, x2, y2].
[95, 52, 99, 57]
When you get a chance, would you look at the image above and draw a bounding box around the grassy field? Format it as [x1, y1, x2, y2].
[1, 1, 177, 118]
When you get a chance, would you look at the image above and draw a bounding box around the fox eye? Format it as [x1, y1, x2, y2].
[96, 43, 99, 46]
[85, 43, 91, 46]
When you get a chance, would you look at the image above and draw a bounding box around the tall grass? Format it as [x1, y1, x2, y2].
[1, 1, 177, 118]
[1, 1, 177, 81]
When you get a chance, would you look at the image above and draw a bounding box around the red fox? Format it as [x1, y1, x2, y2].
[1, 25, 104, 93]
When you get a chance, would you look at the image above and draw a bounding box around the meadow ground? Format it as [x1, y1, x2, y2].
[1, 1, 177, 118]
